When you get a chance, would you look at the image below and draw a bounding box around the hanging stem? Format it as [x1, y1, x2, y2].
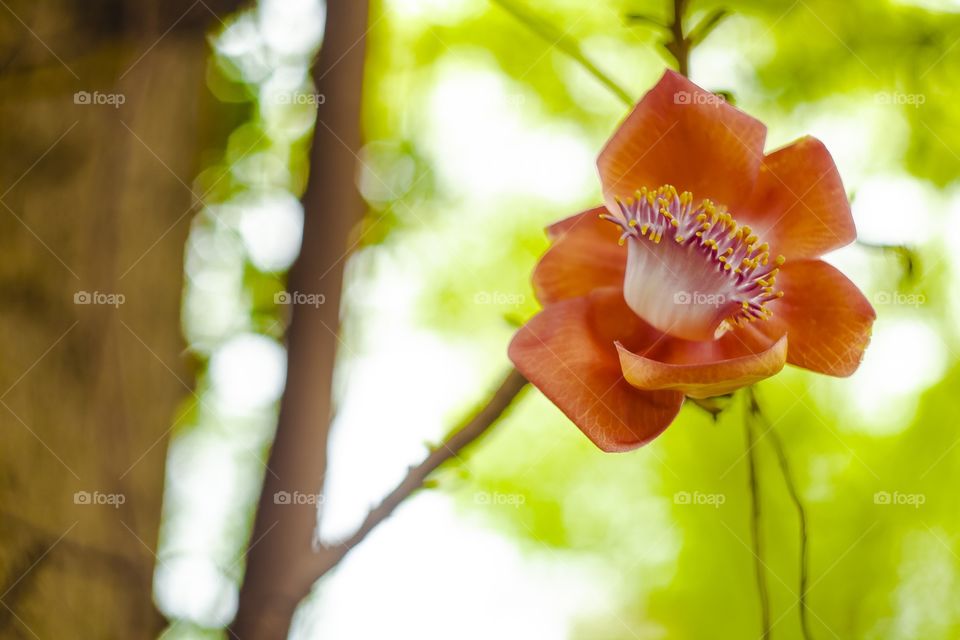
[743, 388, 773, 639]
[750, 387, 814, 640]
[668, 0, 691, 77]
[768, 429, 812, 639]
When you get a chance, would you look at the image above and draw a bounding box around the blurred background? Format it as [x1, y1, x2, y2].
[158, 0, 960, 637]
[3, 0, 960, 638]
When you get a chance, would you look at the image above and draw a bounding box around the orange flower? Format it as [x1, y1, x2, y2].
[509, 70, 876, 452]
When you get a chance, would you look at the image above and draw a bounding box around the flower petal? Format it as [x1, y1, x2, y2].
[508, 290, 684, 451]
[751, 259, 875, 376]
[533, 208, 625, 304]
[617, 333, 788, 399]
[738, 136, 855, 259]
[597, 70, 766, 212]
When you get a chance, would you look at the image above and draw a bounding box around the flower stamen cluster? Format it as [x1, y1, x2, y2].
[601, 185, 785, 327]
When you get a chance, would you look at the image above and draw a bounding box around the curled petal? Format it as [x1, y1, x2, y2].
[533, 208, 625, 304]
[508, 291, 684, 451]
[617, 334, 788, 399]
[597, 70, 766, 212]
[738, 136, 856, 259]
[750, 260, 876, 376]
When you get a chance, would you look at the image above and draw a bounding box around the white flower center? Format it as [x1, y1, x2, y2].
[601, 185, 784, 341]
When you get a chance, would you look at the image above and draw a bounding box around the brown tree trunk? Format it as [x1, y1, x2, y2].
[230, 1, 370, 638]
[0, 1, 240, 637]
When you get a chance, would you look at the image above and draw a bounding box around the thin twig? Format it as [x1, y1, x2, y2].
[311, 369, 529, 571]
[686, 8, 730, 46]
[491, 0, 633, 106]
[751, 389, 814, 640]
[768, 429, 812, 639]
[625, 13, 669, 30]
[744, 388, 772, 639]
[667, 0, 690, 77]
